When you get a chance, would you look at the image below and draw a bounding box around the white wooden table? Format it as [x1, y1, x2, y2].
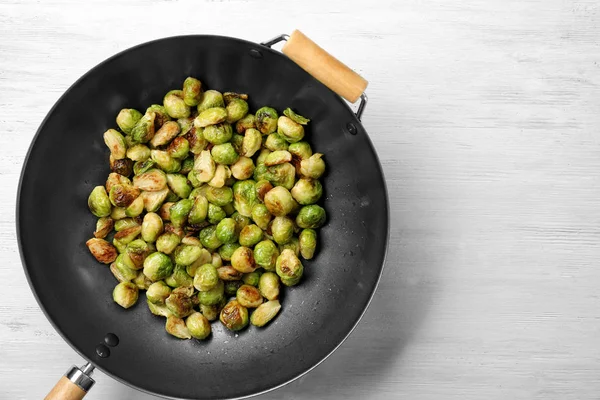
[2, 0, 600, 398]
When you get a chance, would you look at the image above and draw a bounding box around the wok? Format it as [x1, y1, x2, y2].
[17, 30, 389, 399]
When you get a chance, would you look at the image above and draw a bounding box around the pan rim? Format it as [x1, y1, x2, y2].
[16, 33, 390, 400]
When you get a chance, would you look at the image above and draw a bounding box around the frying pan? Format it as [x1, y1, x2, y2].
[17, 30, 389, 399]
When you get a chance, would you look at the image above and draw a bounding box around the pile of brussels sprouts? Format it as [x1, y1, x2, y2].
[85, 77, 326, 340]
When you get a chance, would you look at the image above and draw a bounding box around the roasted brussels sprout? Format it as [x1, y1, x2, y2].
[113, 282, 139, 309]
[110, 206, 128, 221]
[216, 218, 237, 244]
[109, 155, 133, 177]
[265, 150, 292, 166]
[140, 188, 169, 212]
[125, 239, 152, 269]
[166, 173, 191, 199]
[219, 299, 249, 331]
[291, 179, 322, 205]
[296, 205, 326, 229]
[164, 90, 191, 119]
[180, 157, 194, 175]
[242, 271, 261, 287]
[193, 150, 215, 183]
[183, 77, 203, 106]
[224, 280, 244, 296]
[280, 237, 300, 257]
[231, 246, 255, 273]
[233, 180, 258, 217]
[131, 111, 156, 144]
[207, 203, 226, 225]
[208, 164, 231, 188]
[236, 284, 263, 308]
[198, 280, 225, 306]
[193, 263, 219, 291]
[169, 199, 193, 228]
[133, 169, 167, 192]
[146, 104, 171, 127]
[239, 224, 263, 247]
[276, 249, 303, 286]
[253, 240, 279, 271]
[235, 113, 255, 133]
[143, 252, 174, 281]
[217, 265, 243, 281]
[150, 120, 181, 148]
[116, 108, 143, 134]
[258, 272, 280, 300]
[165, 265, 193, 288]
[173, 244, 203, 266]
[109, 184, 140, 208]
[186, 126, 208, 155]
[226, 98, 249, 124]
[88, 186, 112, 217]
[265, 162, 296, 189]
[133, 159, 156, 176]
[187, 194, 208, 225]
[218, 243, 241, 261]
[264, 187, 296, 217]
[299, 229, 317, 260]
[151, 149, 181, 173]
[255, 106, 278, 134]
[186, 248, 212, 277]
[114, 225, 142, 244]
[251, 204, 272, 230]
[195, 107, 228, 128]
[205, 186, 233, 206]
[250, 300, 281, 327]
[196, 90, 224, 113]
[300, 153, 326, 179]
[271, 216, 294, 245]
[265, 133, 289, 151]
[114, 217, 140, 232]
[203, 123, 233, 145]
[94, 217, 114, 239]
[147, 281, 172, 304]
[165, 316, 191, 339]
[211, 143, 239, 165]
[86, 238, 118, 264]
[133, 271, 153, 290]
[186, 312, 211, 340]
[125, 196, 144, 217]
[231, 156, 255, 180]
[200, 303, 222, 321]
[255, 180, 274, 203]
[212, 252, 223, 268]
[166, 290, 194, 318]
[199, 225, 223, 250]
[104, 129, 127, 160]
[277, 116, 304, 143]
[167, 137, 190, 160]
[242, 128, 262, 157]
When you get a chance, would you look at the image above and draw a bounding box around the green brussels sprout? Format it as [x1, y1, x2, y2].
[212, 252, 223, 268]
[271, 216, 295, 245]
[194, 107, 228, 128]
[112, 254, 138, 281]
[205, 186, 233, 206]
[232, 212, 252, 235]
[218, 243, 241, 261]
[239, 224, 263, 247]
[186, 248, 212, 276]
[113, 225, 142, 245]
[112, 238, 127, 255]
[235, 113, 255, 133]
[253, 240, 279, 271]
[94, 217, 114, 239]
[300, 153, 326, 179]
[193, 263, 219, 291]
[242, 271, 262, 287]
[158, 202, 174, 221]
[147, 300, 172, 317]
[163, 90, 191, 119]
[211, 143, 239, 165]
[277, 116, 305, 143]
[296, 205, 326, 229]
[114, 217, 140, 232]
[207, 203, 226, 225]
[143, 252, 174, 281]
[165, 222, 185, 238]
[256, 148, 271, 166]
[265, 150, 292, 166]
[125, 239, 153, 269]
[188, 194, 208, 225]
[187, 170, 202, 188]
[133, 271, 153, 290]
[180, 157, 194, 175]
[280, 236, 300, 257]
[265, 163, 296, 190]
[193, 150, 215, 183]
[264, 187, 296, 217]
[133, 159, 156, 176]
[166, 173, 191, 199]
[131, 111, 156, 144]
[106, 172, 132, 192]
[291, 179, 322, 205]
[140, 188, 169, 212]
[109, 184, 141, 208]
[167, 137, 190, 160]
[251, 300, 281, 327]
[255, 180, 274, 203]
[150, 120, 181, 147]
[146, 104, 171, 127]
[242, 128, 262, 157]
[178, 117, 195, 136]
[253, 163, 268, 182]
[198, 303, 218, 321]
[233, 180, 258, 217]
[151, 150, 181, 173]
[185, 126, 208, 154]
[86, 237, 118, 264]
[198, 280, 225, 306]
[133, 168, 167, 192]
[166, 289, 194, 318]
[236, 284, 263, 308]
[203, 123, 233, 145]
[231, 246, 256, 273]
[283, 108, 310, 125]
[125, 196, 144, 217]
[216, 218, 237, 243]
[199, 225, 223, 250]
[220, 300, 249, 331]
[299, 228, 317, 259]
[265, 133, 289, 151]
[113, 282, 139, 309]
[218, 265, 243, 281]
[226, 98, 249, 124]
[165, 264, 193, 288]
[276, 249, 304, 286]
[255, 107, 278, 134]
[169, 199, 193, 228]
[173, 244, 203, 266]
[88, 186, 112, 217]
[230, 133, 244, 154]
[109, 155, 133, 177]
[196, 90, 225, 113]
[251, 203, 272, 230]
[259, 272, 280, 300]
[230, 156, 255, 180]
[165, 316, 191, 339]
[186, 312, 211, 340]
[208, 164, 231, 188]
[183, 77, 203, 106]
[224, 280, 243, 296]
[116, 108, 143, 134]
[103, 129, 127, 160]
[288, 141, 312, 160]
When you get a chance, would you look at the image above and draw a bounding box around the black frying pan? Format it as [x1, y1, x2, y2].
[18, 30, 389, 400]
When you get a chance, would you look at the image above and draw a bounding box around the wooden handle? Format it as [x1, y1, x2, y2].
[282, 30, 368, 103]
[45, 376, 87, 400]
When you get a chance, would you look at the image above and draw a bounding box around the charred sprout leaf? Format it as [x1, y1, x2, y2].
[109, 184, 140, 208]
[164, 90, 191, 119]
[276, 249, 304, 286]
[165, 316, 191, 339]
[186, 312, 211, 340]
[104, 129, 127, 160]
[223, 92, 249, 103]
[194, 107, 228, 128]
[183, 77, 203, 107]
[283, 108, 310, 125]
[116, 108, 143, 134]
[88, 186, 112, 217]
[219, 299, 249, 331]
[86, 238, 118, 264]
[250, 300, 281, 327]
[113, 282, 139, 309]
[94, 217, 114, 239]
[255, 107, 278, 135]
[197, 90, 224, 113]
[277, 116, 304, 143]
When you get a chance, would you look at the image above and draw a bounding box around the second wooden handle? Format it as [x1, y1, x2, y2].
[282, 30, 368, 103]
[45, 376, 87, 400]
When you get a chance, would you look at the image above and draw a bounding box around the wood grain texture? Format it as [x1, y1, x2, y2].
[1, 0, 600, 399]
[45, 377, 87, 400]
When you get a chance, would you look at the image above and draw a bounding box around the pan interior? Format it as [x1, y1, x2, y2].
[17, 35, 388, 400]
